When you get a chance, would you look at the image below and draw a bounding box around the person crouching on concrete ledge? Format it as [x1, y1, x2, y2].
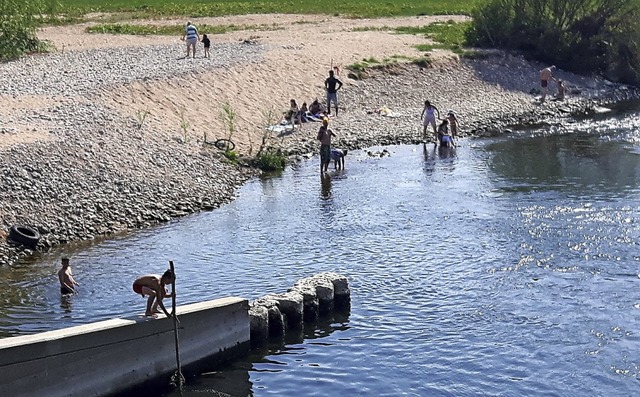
[331, 148, 348, 170]
[132, 270, 175, 317]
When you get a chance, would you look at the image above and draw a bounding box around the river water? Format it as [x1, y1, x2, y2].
[1, 105, 640, 396]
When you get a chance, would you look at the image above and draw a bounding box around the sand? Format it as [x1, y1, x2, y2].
[20, 14, 468, 153]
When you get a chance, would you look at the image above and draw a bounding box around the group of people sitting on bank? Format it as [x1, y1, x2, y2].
[283, 98, 328, 126]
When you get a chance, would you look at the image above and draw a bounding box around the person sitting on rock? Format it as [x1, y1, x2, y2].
[309, 98, 325, 117]
[300, 102, 310, 123]
[283, 99, 302, 126]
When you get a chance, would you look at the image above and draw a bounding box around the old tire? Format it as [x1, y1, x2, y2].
[8, 225, 41, 249]
[214, 139, 236, 151]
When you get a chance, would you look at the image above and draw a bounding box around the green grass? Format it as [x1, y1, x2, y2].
[86, 23, 281, 35]
[57, 0, 481, 19]
[396, 20, 471, 51]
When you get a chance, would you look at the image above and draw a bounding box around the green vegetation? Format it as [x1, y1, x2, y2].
[57, 0, 481, 19]
[466, 0, 640, 84]
[254, 150, 286, 171]
[87, 23, 281, 35]
[0, 0, 55, 60]
[396, 21, 470, 52]
[223, 149, 239, 162]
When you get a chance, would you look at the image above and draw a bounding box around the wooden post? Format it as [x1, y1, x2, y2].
[169, 260, 184, 392]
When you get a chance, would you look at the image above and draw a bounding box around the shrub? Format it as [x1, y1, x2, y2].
[255, 151, 286, 171]
[0, 0, 53, 60]
[466, 0, 640, 85]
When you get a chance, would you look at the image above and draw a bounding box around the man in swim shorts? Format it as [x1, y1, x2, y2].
[317, 117, 336, 174]
[540, 65, 556, 102]
[58, 257, 79, 295]
[132, 269, 176, 317]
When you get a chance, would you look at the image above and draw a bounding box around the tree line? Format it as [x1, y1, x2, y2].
[465, 0, 640, 84]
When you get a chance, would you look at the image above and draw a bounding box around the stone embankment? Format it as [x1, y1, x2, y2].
[1, 42, 638, 266]
[281, 53, 640, 158]
[0, 42, 266, 265]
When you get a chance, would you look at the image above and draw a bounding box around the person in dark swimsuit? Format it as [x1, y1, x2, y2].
[201, 34, 211, 58]
[324, 70, 343, 116]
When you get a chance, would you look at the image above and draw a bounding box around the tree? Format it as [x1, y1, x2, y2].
[466, 0, 640, 85]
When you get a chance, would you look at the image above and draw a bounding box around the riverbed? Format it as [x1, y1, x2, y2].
[2, 105, 640, 396]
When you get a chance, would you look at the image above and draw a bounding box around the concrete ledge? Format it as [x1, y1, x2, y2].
[0, 297, 249, 397]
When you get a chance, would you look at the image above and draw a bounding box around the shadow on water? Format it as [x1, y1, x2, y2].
[117, 309, 351, 397]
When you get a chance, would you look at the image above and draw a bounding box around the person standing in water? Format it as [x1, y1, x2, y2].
[421, 100, 440, 142]
[317, 117, 336, 174]
[58, 257, 79, 295]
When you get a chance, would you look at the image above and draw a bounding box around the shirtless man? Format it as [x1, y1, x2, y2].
[540, 65, 556, 102]
[132, 270, 175, 317]
[58, 257, 79, 295]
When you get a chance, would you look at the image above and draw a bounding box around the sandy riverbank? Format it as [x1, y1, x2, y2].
[0, 14, 637, 265]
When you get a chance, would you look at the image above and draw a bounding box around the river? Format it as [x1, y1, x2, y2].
[1, 105, 640, 396]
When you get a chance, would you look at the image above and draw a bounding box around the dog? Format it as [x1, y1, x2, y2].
[330, 148, 348, 170]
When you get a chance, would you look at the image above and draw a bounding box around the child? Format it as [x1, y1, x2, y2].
[132, 270, 176, 317]
[58, 257, 79, 295]
[421, 100, 440, 141]
[555, 80, 566, 100]
[437, 119, 454, 147]
[201, 34, 211, 58]
[447, 110, 459, 139]
[300, 102, 309, 122]
[330, 148, 348, 170]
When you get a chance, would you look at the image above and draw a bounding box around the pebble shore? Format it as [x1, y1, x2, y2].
[1, 43, 638, 265]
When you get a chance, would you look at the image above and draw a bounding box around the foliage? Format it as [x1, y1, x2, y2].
[255, 108, 277, 157]
[466, 0, 640, 84]
[223, 149, 239, 162]
[135, 108, 150, 130]
[0, 0, 53, 60]
[57, 0, 481, 19]
[255, 150, 286, 171]
[179, 109, 189, 143]
[86, 23, 281, 35]
[219, 101, 237, 144]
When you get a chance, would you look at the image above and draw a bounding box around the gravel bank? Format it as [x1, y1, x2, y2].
[1, 45, 638, 265]
[0, 42, 265, 265]
[279, 53, 640, 157]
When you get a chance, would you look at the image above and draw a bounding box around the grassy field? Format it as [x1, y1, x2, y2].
[57, 0, 481, 19]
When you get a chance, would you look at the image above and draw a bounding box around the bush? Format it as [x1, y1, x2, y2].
[466, 0, 640, 85]
[0, 0, 53, 61]
[255, 151, 286, 172]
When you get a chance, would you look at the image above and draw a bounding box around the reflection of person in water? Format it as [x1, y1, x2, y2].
[320, 173, 332, 199]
